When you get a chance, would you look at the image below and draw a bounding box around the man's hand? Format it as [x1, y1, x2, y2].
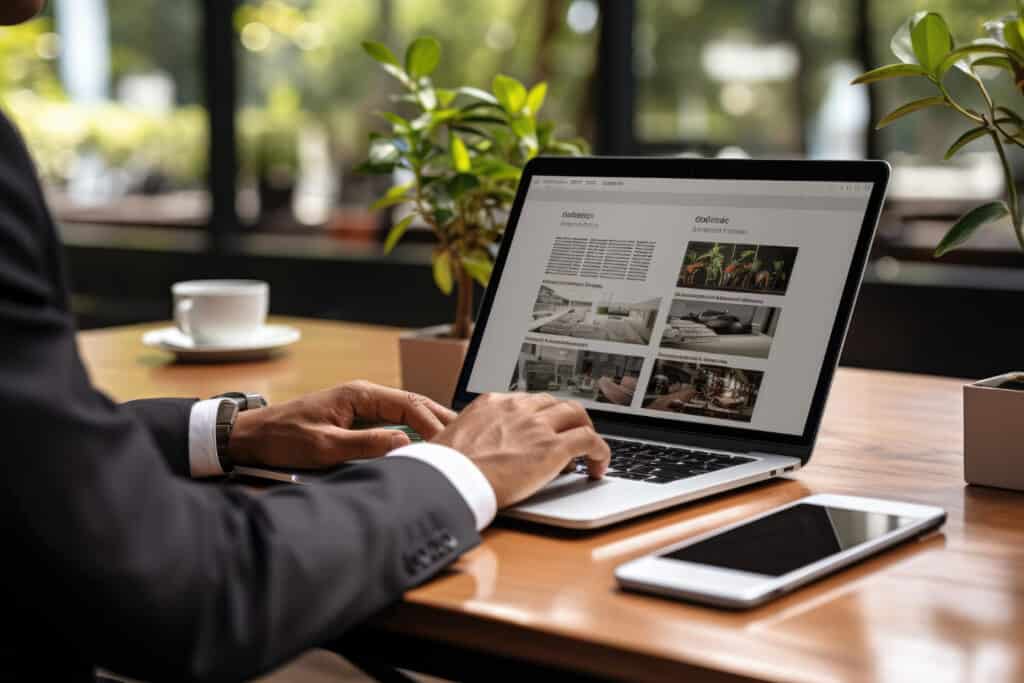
[432, 393, 611, 508]
[226, 380, 456, 469]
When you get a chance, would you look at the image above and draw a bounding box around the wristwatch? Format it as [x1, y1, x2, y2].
[211, 392, 267, 472]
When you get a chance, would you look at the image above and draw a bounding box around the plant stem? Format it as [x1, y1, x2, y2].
[453, 263, 473, 339]
[962, 71, 1024, 246]
[991, 129, 1024, 249]
[969, 71, 1024, 149]
[938, 80, 984, 124]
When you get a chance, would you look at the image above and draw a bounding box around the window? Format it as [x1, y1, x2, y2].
[234, 0, 598, 233]
[0, 0, 207, 227]
[2, 0, 1020, 257]
[635, 0, 861, 158]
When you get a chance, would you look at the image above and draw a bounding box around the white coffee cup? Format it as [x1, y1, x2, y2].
[172, 280, 269, 345]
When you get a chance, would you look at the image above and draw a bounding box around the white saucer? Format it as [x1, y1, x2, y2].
[142, 325, 301, 363]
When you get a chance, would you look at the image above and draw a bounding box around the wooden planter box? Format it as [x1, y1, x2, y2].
[964, 372, 1024, 492]
[398, 324, 469, 408]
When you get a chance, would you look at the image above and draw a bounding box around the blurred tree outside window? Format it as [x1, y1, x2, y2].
[637, 0, 1022, 256]
[1, 0, 1019, 259]
[234, 0, 598, 236]
[0, 0, 207, 227]
[636, 0, 863, 157]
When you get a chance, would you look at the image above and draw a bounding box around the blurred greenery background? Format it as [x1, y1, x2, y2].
[0, 0, 1017, 234]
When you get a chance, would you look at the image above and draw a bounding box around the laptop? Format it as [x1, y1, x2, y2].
[447, 157, 889, 528]
[235, 157, 889, 530]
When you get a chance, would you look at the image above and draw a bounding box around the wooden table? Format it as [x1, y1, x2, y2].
[80, 317, 1024, 683]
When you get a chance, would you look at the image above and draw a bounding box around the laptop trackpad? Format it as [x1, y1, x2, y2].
[522, 473, 613, 505]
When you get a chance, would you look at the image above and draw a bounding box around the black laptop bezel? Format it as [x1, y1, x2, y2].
[451, 156, 889, 464]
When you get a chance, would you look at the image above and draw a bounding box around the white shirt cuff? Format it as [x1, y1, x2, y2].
[388, 443, 497, 531]
[188, 399, 226, 478]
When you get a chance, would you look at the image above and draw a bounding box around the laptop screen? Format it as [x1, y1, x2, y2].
[464, 174, 875, 438]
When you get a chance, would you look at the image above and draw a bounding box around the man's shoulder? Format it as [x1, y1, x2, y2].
[0, 108, 37, 175]
[0, 106, 65, 305]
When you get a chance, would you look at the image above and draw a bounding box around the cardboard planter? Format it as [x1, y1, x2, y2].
[399, 325, 470, 408]
[964, 372, 1024, 492]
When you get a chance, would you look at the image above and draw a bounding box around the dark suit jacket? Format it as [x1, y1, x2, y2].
[0, 111, 479, 681]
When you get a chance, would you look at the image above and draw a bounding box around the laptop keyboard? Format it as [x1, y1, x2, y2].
[574, 438, 756, 484]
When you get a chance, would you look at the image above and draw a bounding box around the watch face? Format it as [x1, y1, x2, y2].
[213, 392, 266, 410]
[245, 393, 268, 409]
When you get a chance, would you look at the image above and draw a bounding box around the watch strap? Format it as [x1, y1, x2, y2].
[210, 392, 267, 473]
[214, 399, 240, 473]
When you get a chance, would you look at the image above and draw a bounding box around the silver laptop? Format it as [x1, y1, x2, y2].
[448, 157, 889, 528]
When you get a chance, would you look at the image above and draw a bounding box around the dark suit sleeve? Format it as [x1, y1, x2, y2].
[0, 116, 480, 682]
[121, 398, 198, 477]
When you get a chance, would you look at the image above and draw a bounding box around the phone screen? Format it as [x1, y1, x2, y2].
[660, 503, 921, 576]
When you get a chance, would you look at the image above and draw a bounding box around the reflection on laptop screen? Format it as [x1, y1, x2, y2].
[466, 176, 874, 437]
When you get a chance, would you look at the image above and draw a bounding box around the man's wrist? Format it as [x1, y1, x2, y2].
[225, 409, 266, 465]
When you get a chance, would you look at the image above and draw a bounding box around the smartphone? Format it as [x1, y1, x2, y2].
[615, 494, 945, 609]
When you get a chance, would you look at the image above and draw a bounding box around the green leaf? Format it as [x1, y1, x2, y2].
[362, 41, 400, 66]
[450, 135, 471, 172]
[891, 11, 928, 65]
[547, 140, 586, 156]
[851, 63, 929, 85]
[944, 126, 989, 160]
[510, 115, 536, 139]
[910, 12, 953, 73]
[450, 124, 489, 139]
[458, 114, 508, 126]
[939, 43, 1020, 75]
[375, 111, 410, 133]
[433, 207, 454, 227]
[371, 194, 409, 210]
[448, 173, 480, 198]
[411, 108, 459, 133]
[385, 181, 413, 200]
[416, 87, 438, 111]
[405, 37, 441, 78]
[492, 74, 527, 113]
[876, 96, 947, 129]
[433, 250, 454, 295]
[456, 87, 499, 105]
[473, 156, 521, 179]
[972, 56, 1015, 72]
[436, 88, 457, 107]
[354, 160, 394, 175]
[383, 214, 414, 253]
[380, 63, 412, 87]
[461, 255, 493, 287]
[525, 82, 548, 114]
[367, 138, 401, 165]
[934, 201, 1009, 257]
[1005, 18, 1024, 55]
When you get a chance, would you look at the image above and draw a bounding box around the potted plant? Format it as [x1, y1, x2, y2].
[853, 7, 1024, 491]
[359, 36, 586, 405]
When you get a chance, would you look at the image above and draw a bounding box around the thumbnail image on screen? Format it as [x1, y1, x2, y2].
[527, 282, 661, 346]
[678, 242, 798, 296]
[642, 359, 764, 423]
[658, 298, 781, 359]
[509, 342, 645, 406]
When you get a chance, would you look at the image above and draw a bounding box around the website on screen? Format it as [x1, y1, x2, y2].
[467, 175, 873, 436]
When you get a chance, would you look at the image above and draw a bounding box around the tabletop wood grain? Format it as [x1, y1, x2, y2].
[79, 318, 1024, 683]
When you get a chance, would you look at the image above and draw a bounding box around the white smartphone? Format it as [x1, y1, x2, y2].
[615, 494, 945, 609]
